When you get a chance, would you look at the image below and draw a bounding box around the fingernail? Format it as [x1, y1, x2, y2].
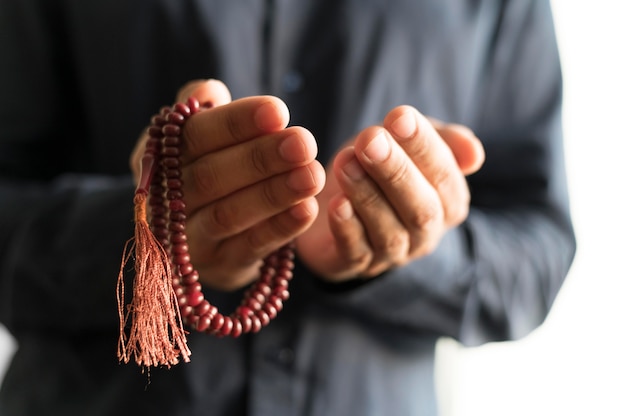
[363, 132, 390, 163]
[290, 202, 312, 220]
[334, 198, 353, 220]
[390, 111, 417, 140]
[342, 158, 365, 180]
[286, 167, 316, 191]
[254, 101, 282, 131]
[279, 134, 306, 163]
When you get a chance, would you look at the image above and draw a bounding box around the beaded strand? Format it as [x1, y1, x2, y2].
[144, 97, 294, 338]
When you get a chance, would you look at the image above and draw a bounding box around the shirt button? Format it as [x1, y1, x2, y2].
[282, 71, 304, 93]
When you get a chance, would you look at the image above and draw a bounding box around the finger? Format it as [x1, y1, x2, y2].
[333, 146, 412, 272]
[182, 126, 318, 212]
[186, 161, 325, 241]
[325, 193, 373, 277]
[191, 197, 319, 291]
[350, 128, 445, 257]
[430, 120, 485, 175]
[182, 96, 290, 161]
[381, 106, 470, 226]
[175, 79, 232, 107]
[130, 79, 233, 181]
[129, 130, 148, 183]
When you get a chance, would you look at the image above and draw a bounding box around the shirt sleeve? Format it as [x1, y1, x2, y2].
[309, 0, 576, 347]
[0, 0, 136, 335]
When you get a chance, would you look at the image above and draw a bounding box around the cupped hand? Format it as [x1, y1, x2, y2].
[130, 80, 325, 290]
[296, 105, 485, 282]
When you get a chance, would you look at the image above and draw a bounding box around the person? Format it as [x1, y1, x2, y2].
[0, 1, 576, 415]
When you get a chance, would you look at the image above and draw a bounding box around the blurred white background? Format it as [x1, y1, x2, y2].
[1, 1, 625, 414]
[437, 1, 626, 415]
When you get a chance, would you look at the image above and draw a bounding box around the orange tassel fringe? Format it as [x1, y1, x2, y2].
[116, 191, 191, 368]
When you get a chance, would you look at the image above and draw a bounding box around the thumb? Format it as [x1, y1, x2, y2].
[175, 78, 232, 108]
[130, 79, 233, 182]
[430, 119, 485, 175]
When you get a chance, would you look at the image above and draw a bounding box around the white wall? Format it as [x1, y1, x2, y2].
[1, 2, 625, 413]
[0, 325, 14, 381]
[437, 1, 626, 415]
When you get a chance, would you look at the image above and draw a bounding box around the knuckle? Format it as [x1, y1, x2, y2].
[407, 201, 442, 231]
[375, 231, 409, 259]
[348, 250, 373, 270]
[413, 239, 438, 258]
[429, 164, 452, 189]
[260, 180, 282, 209]
[205, 203, 237, 238]
[446, 199, 470, 227]
[182, 119, 203, 154]
[190, 161, 220, 200]
[245, 229, 268, 254]
[356, 190, 382, 211]
[224, 111, 247, 143]
[249, 143, 270, 176]
[385, 159, 411, 188]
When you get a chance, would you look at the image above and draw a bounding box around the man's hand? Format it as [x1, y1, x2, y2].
[296, 105, 485, 281]
[130, 80, 325, 290]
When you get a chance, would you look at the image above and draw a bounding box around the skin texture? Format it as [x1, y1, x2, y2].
[130, 79, 485, 289]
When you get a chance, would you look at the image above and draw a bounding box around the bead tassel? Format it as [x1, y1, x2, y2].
[117, 191, 190, 367]
[117, 97, 294, 368]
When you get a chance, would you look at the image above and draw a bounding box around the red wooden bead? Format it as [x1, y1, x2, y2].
[178, 263, 193, 276]
[196, 315, 212, 332]
[187, 97, 200, 114]
[162, 146, 180, 157]
[151, 114, 167, 126]
[174, 285, 184, 297]
[230, 319, 243, 338]
[141, 102, 294, 340]
[170, 232, 187, 243]
[186, 291, 204, 307]
[167, 190, 184, 201]
[169, 199, 186, 211]
[162, 157, 180, 168]
[165, 168, 181, 178]
[250, 291, 266, 304]
[237, 306, 254, 317]
[173, 253, 191, 265]
[186, 314, 199, 328]
[273, 288, 290, 300]
[269, 296, 283, 311]
[239, 315, 252, 333]
[168, 219, 185, 232]
[220, 316, 233, 336]
[250, 316, 262, 333]
[148, 126, 164, 137]
[256, 310, 270, 327]
[170, 211, 186, 222]
[209, 314, 225, 331]
[167, 178, 183, 189]
[182, 270, 199, 285]
[194, 300, 211, 316]
[185, 281, 202, 293]
[263, 303, 277, 319]
[172, 242, 189, 254]
[180, 305, 193, 318]
[247, 298, 262, 311]
[207, 305, 218, 318]
[165, 111, 185, 125]
[162, 124, 181, 136]
[174, 103, 191, 118]
[257, 283, 271, 297]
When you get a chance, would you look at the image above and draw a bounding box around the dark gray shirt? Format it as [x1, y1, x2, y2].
[0, 1, 575, 415]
